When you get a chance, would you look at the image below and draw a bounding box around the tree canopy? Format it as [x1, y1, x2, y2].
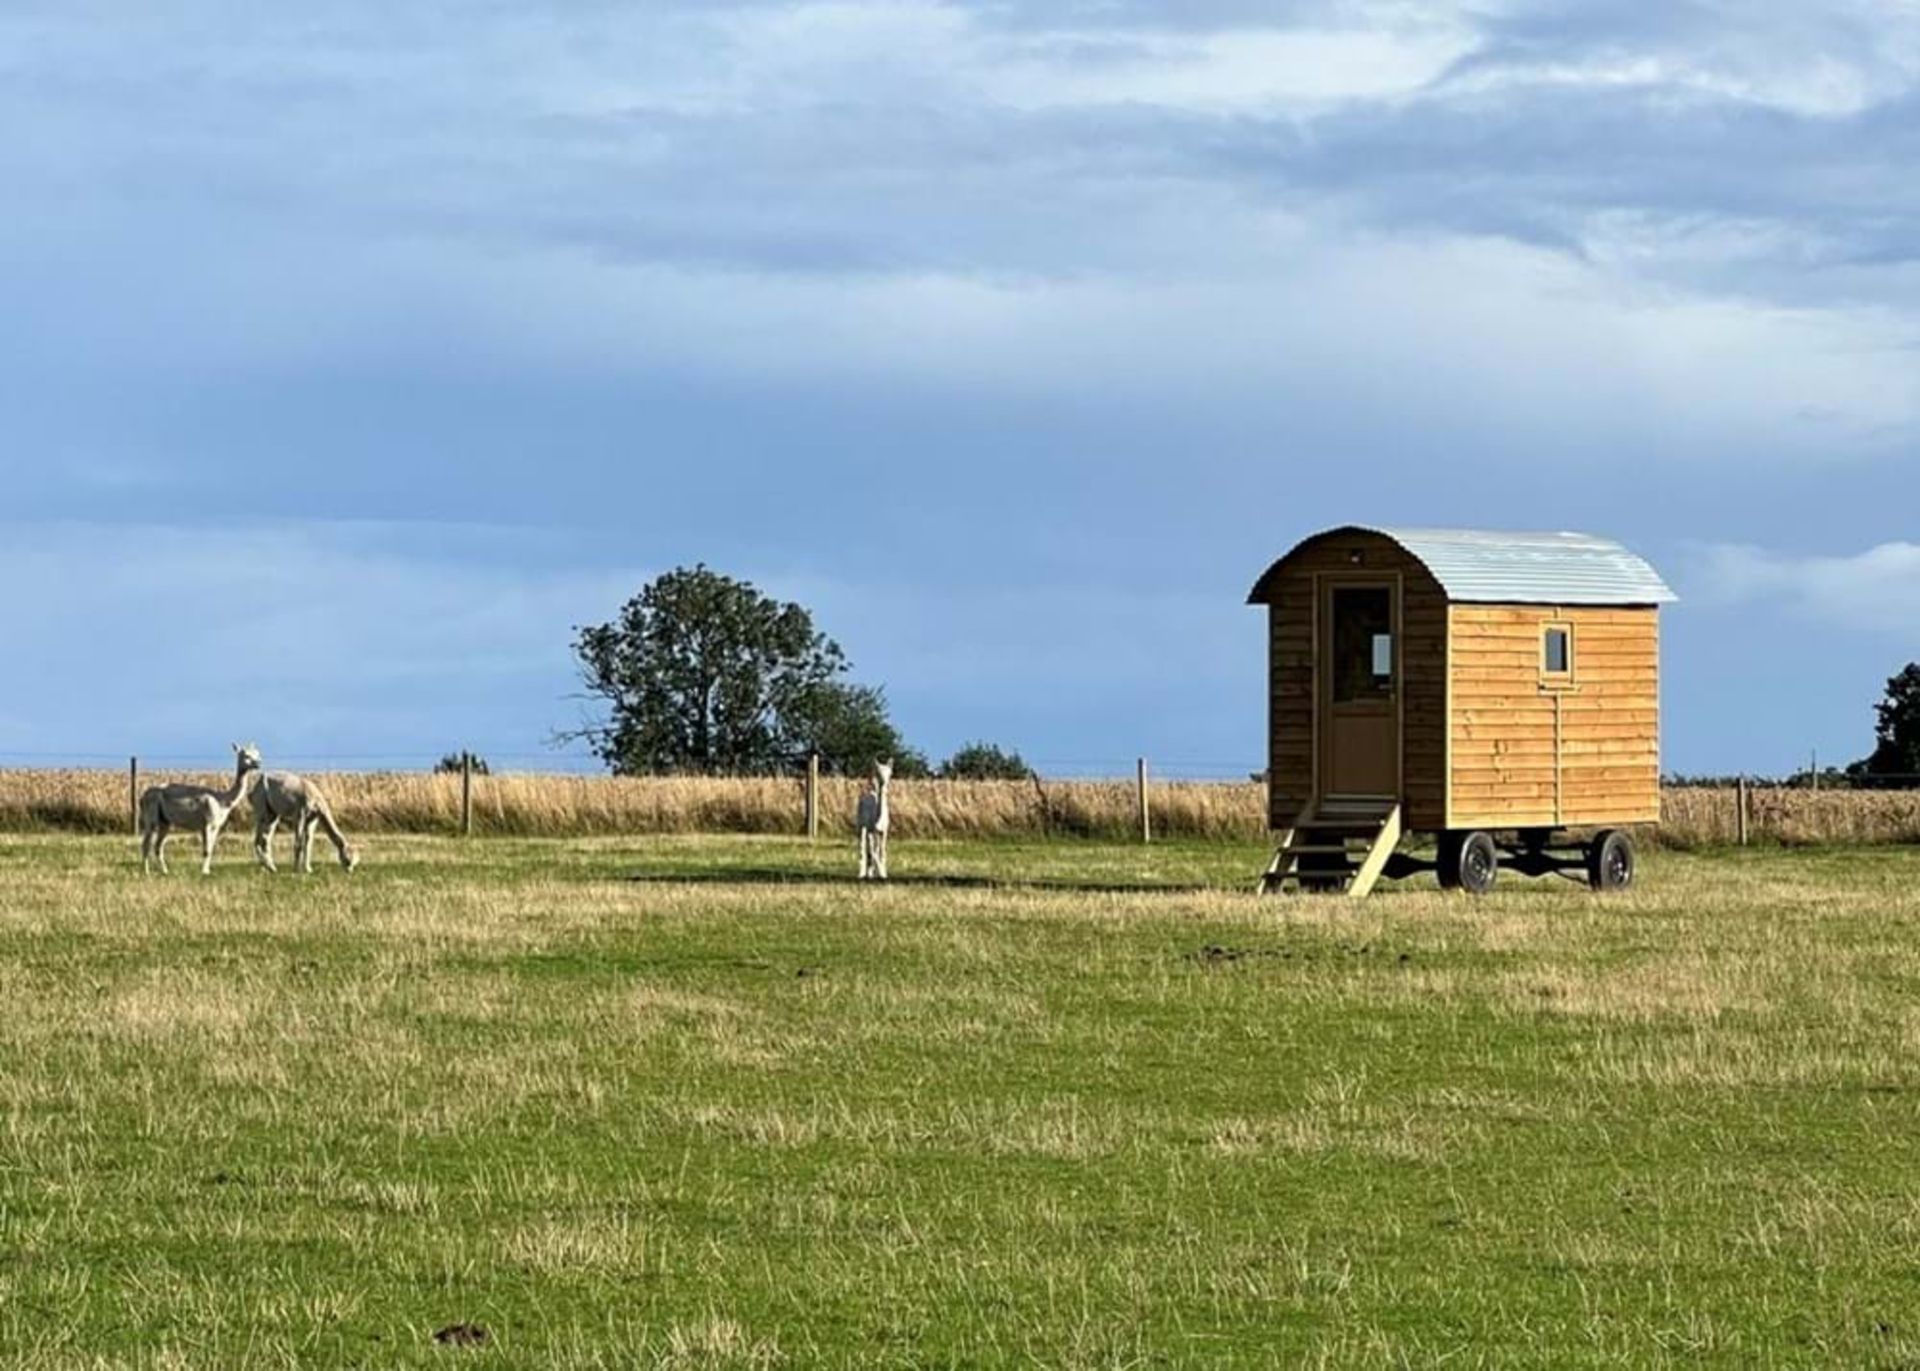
[785, 681, 929, 777]
[939, 741, 1034, 780]
[569, 566, 918, 776]
[1848, 663, 1920, 789]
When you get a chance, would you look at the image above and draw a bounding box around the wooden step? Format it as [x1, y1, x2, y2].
[1260, 800, 1402, 899]
[1318, 798, 1397, 815]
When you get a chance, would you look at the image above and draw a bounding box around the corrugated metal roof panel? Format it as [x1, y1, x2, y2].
[1368, 527, 1676, 605]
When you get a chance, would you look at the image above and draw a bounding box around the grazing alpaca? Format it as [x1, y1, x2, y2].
[252, 771, 358, 874]
[856, 759, 893, 881]
[139, 743, 263, 875]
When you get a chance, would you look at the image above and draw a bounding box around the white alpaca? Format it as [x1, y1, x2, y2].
[139, 743, 263, 875]
[252, 771, 359, 874]
[856, 759, 893, 880]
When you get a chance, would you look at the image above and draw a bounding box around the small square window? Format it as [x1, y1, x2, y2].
[1543, 626, 1571, 675]
[1371, 632, 1393, 679]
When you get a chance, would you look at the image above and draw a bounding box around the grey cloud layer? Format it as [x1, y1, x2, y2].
[1, 1, 1914, 773]
[5, 1, 1915, 290]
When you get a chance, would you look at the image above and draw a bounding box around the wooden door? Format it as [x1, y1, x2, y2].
[1319, 580, 1399, 800]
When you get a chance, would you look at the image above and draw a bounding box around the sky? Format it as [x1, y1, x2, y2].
[2, 1, 1917, 777]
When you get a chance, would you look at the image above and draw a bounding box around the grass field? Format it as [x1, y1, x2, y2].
[1, 834, 1917, 1367]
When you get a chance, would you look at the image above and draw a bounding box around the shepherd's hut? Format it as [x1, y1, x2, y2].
[1247, 526, 1676, 896]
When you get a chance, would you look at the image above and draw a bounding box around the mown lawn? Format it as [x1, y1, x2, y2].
[0, 833, 1916, 1367]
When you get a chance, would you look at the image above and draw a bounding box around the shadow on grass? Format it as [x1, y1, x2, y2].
[623, 867, 1222, 895]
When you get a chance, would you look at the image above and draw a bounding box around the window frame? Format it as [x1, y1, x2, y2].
[1328, 584, 1396, 705]
[1540, 621, 1576, 689]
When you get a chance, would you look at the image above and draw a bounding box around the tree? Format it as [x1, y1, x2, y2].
[568, 566, 919, 776]
[784, 682, 930, 777]
[434, 751, 490, 776]
[940, 741, 1034, 780]
[1849, 663, 1920, 789]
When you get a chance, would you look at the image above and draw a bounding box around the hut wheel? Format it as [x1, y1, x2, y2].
[1438, 830, 1498, 895]
[1586, 829, 1635, 892]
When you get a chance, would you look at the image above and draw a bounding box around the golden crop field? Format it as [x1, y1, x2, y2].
[6, 769, 1920, 846]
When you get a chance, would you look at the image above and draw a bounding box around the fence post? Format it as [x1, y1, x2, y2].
[129, 756, 139, 834]
[1736, 775, 1749, 847]
[806, 752, 820, 841]
[461, 751, 474, 838]
[1137, 757, 1151, 844]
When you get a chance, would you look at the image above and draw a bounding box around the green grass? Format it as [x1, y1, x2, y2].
[1, 833, 1918, 1367]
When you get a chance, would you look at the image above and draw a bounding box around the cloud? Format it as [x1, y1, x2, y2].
[3, 0, 1919, 777]
[1688, 541, 1920, 632]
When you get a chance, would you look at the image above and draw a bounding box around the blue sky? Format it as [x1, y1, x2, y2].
[2, 1, 1917, 776]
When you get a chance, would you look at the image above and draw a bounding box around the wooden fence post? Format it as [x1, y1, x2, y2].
[1736, 775, 1749, 847]
[461, 751, 474, 838]
[1137, 758, 1151, 844]
[129, 756, 140, 834]
[806, 753, 820, 841]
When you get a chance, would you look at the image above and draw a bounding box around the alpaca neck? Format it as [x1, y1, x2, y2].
[220, 767, 257, 809]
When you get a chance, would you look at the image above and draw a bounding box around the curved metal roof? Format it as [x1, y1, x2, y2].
[1253, 526, 1677, 605]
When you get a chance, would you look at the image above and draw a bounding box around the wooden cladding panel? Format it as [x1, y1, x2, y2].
[1447, 604, 1660, 828]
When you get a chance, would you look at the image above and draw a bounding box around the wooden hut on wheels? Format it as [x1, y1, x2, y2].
[1248, 527, 1676, 896]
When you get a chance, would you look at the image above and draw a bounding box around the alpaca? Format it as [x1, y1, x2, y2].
[856, 758, 893, 880]
[251, 771, 358, 874]
[139, 743, 263, 875]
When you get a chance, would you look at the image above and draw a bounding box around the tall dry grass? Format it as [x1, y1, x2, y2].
[0, 769, 1266, 841]
[4, 770, 1916, 845]
[1658, 785, 1920, 847]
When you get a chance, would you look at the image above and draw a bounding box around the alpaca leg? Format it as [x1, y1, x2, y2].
[294, 815, 312, 874]
[301, 813, 326, 874]
[200, 824, 217, 876]
[876, 830, 888, 881]
[316, 808, 356, 870]
[255, 814, 279, 872]
[858, 828, 872, 880]
[155, 822, 171, 875]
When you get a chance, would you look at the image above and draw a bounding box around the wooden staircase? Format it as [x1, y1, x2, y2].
[1259, 799, 1403, 898]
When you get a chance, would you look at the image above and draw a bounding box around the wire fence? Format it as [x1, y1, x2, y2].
[0, 750, 1262, 781]
[0, 750, 1913, 787]
[0, 750, 1917, 846]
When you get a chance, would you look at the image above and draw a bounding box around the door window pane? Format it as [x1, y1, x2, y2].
[1331, 587, 1393, 702]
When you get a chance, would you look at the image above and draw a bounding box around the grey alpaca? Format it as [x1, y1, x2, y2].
[140, 743, 262, 875]
[252, 771, 359, 873]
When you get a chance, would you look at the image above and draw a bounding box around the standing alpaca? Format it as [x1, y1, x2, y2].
[252, 771, 359, 874]
[856, 759, 893, 880]
[139, 743, 263, 875]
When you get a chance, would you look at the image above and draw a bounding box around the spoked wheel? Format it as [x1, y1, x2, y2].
[1437, 830, 1498, 896]
[1587, 829, 1635, 892]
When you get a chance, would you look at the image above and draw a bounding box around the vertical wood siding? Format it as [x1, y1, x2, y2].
[1257, 531, 1449, 832]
